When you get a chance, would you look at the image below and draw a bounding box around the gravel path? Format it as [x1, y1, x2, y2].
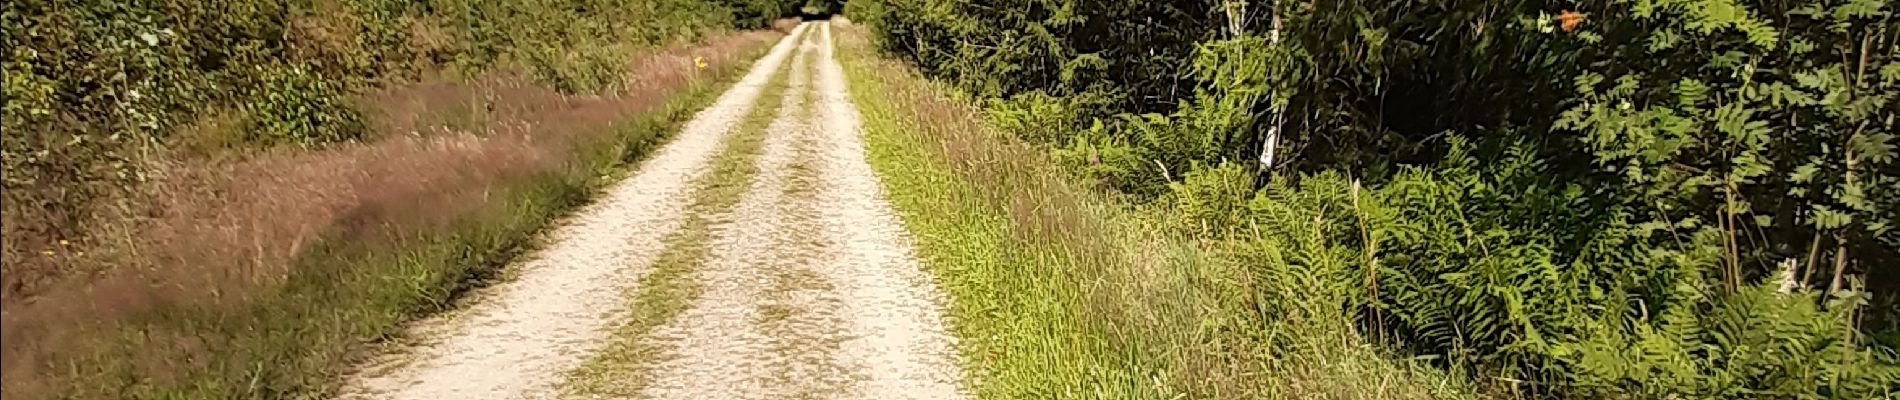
[808, 22, 966, 399]
[635, 21, 966, 400]
[338, 23, 810, 400]
[340, 21, 964, 400]
[635, 28, 817, 399]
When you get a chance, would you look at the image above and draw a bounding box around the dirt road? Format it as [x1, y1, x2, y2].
[341, 21, 966, 400]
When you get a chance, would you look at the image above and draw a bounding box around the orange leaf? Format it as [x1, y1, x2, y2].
[1558, 11, 1585, 33]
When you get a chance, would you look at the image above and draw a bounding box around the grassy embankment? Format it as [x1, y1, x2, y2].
[1, 31, 783, 400]
[834, 24, 1473, 400]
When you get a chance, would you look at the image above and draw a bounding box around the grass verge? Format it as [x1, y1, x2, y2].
[558, 29, 805, 398]
[9, 34, 780, 400]
[833, 24, 1474, 400]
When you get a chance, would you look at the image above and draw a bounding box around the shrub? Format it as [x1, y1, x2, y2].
[241, 64, 366, 147]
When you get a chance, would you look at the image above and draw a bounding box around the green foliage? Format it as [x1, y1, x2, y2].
[241, 64, 365, 147]
[985, 91, 1109, 146]
[2, 0, 796, 291]
[855, 0, 1900, 396]
[484, 0, 737, 92]
[1556, 0, 1899, 271]
[1046, 122, 1147, 191]
[721, 0, 800, 28]
[1243, 145, 1899, 398]
[1556, 284, 1899, 398]
[840, 33, 1474, 398]
[1167, 162, 1255, 232]
[849, 0, 1221, 111]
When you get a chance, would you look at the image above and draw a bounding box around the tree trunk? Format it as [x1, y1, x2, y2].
[1828, 234, 1851, 295]
[1801, 234, 1822, 288]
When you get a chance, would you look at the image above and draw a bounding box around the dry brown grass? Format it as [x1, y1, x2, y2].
[0, 30, 779, 399]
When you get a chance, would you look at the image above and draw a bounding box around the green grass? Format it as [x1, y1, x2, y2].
[558, 30, 807, 398]
[832, 24, 1475, 400]
[24, 36, 783, 400]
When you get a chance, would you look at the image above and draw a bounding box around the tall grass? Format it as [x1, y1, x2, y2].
[833, 24, 1473, 399]
[0, 32, 781, 400]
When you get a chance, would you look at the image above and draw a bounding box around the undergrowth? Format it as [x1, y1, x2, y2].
[848, 0, 1900, 396]
[836, 24, 1472, 400]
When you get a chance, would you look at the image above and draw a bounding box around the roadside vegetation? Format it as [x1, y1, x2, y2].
[840, 23, 1468, 399]
[560, 32, 804, 398]
[1, 1, 805, 398]
[844, 0, 1899, 398]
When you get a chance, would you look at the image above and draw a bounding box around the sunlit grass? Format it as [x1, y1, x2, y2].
[834, 24, 1474, 400]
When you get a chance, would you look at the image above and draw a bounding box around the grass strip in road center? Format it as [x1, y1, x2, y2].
[558, 28, 805, 399]
[751, 39, 856, 397]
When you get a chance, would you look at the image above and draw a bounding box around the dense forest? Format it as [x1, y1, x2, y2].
[849, 0, 1900, 397]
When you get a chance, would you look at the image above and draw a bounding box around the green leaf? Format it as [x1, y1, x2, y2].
[1793, 69, 1835, 90]
[1839, 181, 1871, 211]
[1675, 78, 1708, 105]
[1760, 82, 1815, 106]
[1713, 103, 1751, 138]
[1811, 205, 1853, 229]
[1836, 0, 1886, 19]
[1648, 29, 1682, 53]
[1849, 133, 1895, 164]
[1789, 162, 1819, 183]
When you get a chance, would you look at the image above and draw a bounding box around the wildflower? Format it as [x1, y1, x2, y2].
[694, 56, 708, 70]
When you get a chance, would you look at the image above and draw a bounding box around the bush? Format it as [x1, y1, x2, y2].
[241, 64, 365, 147]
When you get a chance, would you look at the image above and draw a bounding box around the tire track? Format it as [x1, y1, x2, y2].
[337, 23, 810, 400]
[809, 21, 967, 400]
[632, 27, 819, 400]
[616, 20, 966, 400]
[345, 21, 967, 400]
